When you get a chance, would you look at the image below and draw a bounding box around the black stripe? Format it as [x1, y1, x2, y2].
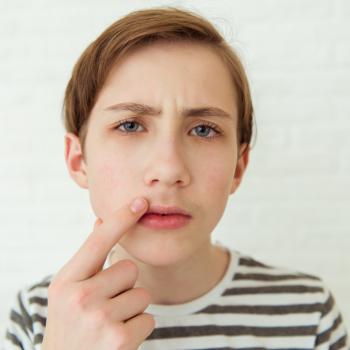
[34, 332, 44, 345]
[32, 312, 47, 327]
[315, 313, 343, 345]
[234, 272, 321, 282]
[5, 330, 25, 350]
[238, 258, 321, 281]
[224, 284, 323, 296]
[314, 291, 337, 345]
[198, 302, 325, 315]
[17, 291, 34, 333]
[9, 310, 29, 338]
[29, 296, 48, 306]
[27, 274, 53, 292]
[321, 293, 335, 317]
[239, 257, 272, 268]
[295, 272, 322, 281]
[330, 334, 348, 350]
[146, 324, 318, 340]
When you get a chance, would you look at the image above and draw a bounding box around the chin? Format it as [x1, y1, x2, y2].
[118, 227, 198, 267]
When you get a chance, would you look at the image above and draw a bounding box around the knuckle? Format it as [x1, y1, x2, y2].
[47, 278, 66, 299]
[90, 307, 110, 327]
[108, 325, 129, 349]
[70, 285, 92, 310]
[135, 287, 152, 305]
[119, 260, 139, 278]
[144, 312, 155, 323]
[121, 259, 138, 272]
[147, 314, 156, 329]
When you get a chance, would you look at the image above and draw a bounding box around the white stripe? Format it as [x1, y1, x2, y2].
[317, 302, 344, 334]
[228, 277, 324, 288]
[3, 322, 33, 350]
[153, 311, 320, 328]
[316, 322, 348, 349]
[218, 291, 325, 305]
[237, 264, 320, 276]
[140, 334, 316, 349]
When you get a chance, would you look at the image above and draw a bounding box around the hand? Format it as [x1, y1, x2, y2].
[41, 197, 155, 350]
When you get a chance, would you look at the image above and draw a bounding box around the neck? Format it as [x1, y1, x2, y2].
[108, 242, 230, 305]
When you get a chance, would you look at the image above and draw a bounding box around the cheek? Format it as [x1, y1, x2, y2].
[204, 161, 234, 196]
[88, 162, 128, 218]
[97, 163, 121, 189]
[197, 162, 233, 232]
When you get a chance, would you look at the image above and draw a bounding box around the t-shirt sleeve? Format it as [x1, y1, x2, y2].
[2, 288, 36, 350]
[314, 282, 349, 349]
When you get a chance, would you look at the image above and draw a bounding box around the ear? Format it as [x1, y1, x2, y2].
[64, 132, 89, 189]
[230, 144, 250, 195]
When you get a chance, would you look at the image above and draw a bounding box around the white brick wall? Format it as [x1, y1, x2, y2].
[1, 0, 349, 336]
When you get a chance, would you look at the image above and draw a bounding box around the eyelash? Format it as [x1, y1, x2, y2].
[113, 117, 222, 140]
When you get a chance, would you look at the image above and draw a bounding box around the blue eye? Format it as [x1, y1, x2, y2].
[193, 125, 218, 138]
[117, 120, 140, 133]
[114, 118, 221, 139]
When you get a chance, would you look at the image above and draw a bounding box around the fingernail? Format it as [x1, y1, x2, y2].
[130, 198, 146, 213]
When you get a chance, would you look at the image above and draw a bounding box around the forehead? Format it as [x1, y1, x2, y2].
[96, 41, 238, 117]
[109, 41, 229, 77]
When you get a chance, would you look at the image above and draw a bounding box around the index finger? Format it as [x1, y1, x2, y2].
[57, 197, 148, 282]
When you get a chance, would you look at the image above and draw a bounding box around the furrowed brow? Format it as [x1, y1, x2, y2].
[104, 102, 160, 116]
[104, 102, 233, 119]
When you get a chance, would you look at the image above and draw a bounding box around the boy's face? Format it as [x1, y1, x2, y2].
[65, 41, 249, 266]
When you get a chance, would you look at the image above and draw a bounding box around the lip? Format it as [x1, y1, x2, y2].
[138, 212, 192, 230]
[145, 205, 192, 217]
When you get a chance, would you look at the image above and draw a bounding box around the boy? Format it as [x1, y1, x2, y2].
[3, 6, 348, 350]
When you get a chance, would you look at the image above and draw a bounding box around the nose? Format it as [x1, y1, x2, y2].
[143, 135, 190, 188]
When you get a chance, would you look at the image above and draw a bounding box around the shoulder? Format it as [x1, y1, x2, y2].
[235, 249, 324, 279]
[238, 251, 322, 276]
[232, 250, 348, 347]
[233, 249, 333, 306]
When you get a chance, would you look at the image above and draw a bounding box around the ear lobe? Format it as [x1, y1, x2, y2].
[64, 132, 89, 189]
[230, 144, 250, 195]
[229, 170, 242, 195]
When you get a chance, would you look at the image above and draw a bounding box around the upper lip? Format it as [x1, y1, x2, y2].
[146, 205, 192, 217]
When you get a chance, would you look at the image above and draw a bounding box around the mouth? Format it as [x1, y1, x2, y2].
[146, 213, 169, 216]
[145, 205, 192, 217]
[139, 212, 192, 230]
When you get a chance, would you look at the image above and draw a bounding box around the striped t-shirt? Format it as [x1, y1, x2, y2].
[3, 244, 349, 349]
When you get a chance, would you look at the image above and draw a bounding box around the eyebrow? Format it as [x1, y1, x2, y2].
[104, 102, 233, 119]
